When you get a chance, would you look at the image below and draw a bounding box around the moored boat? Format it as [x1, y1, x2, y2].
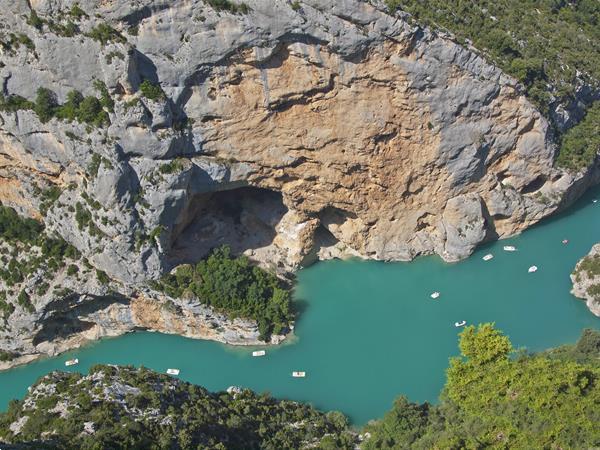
[166, 368, 180, 376]
[252, 350, 266, 357]
[528, 265, 538, 273]
[482, 254, 494, 261]
[65, 358, 79, 367]
[430, 291, 440, 299]
[292, 371, 306, 378]
[455, 321, 466, 327]
[562, 239, 568, 244]
[503, 246, 517, 252]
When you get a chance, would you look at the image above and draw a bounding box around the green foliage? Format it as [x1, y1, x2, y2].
[0, 350, 15, 362]
[556, 102, 600, 171]
[19, 86, 111, 126]
[204, 0, 250, 14]
[86, 23, 126, 45]
[34, 87, 58, 123]
[384, 0, 600, 116]
[17, 289, 34, 313]
[38, 186, 62, 215]
[139, 80, 165, 101]
[87, 153, 113, 178]
[0, 93, 34, 112]
[0, 365, 355, 449]
[154, 246, 293, 340]
[158, 158, 185, 174]
[26, 10, 44, 30]
[96, 269, 109, 285]
[0, 205, 43, 243]
[69, 4, 88, 20]
[575, 249, 600, 277]
[291, 1, 301, 11]
[364, 324, 600, 449]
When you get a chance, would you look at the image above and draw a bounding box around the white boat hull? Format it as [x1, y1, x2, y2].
[166, 369, 180, 376]
[252, 350, 266, 357]
[482, 254, 493, 261]
[528, 266, 538, 273]
[292, 371, 306, 378]
[65, 359, 79, 367]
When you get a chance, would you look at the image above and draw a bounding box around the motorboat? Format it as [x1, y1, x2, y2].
[562, 239, 569, 244]
[430, 291, 440, 299]
[503, 246, 517, 252]
[455, 321, 466, 327]
[166, 368, 180, 376]
[528, 265, 538, 273]
[292, 371, 306, 378]
[252, 350, 266, 357]
[65, 359, 79, 367]
[482, 254, 494, 261]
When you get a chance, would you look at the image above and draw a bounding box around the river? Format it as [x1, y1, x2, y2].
[1, 187, 599, 425]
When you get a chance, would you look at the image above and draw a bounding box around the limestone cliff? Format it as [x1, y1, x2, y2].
[0, 0, 598, 367]
[571, 244, 600, 317]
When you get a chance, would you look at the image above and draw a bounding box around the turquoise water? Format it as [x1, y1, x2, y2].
[1, 189, 600, 425]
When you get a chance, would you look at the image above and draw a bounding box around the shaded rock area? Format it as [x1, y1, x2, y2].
[0, 0, 599, 367]
[571, 244, 600, 317]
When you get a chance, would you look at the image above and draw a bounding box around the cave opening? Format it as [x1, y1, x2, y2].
[168, 186, 288, 266]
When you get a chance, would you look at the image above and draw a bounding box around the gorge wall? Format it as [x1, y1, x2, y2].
[0, 0, 598, 366]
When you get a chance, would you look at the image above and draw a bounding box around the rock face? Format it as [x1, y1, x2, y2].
[571, 244, 600, 317]
[0, 0, 598, 366]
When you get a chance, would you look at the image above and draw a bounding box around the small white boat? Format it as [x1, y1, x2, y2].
[252, 350, 266, 357]
[562, 239, 569, 244]
[503, 246, 517, 252]
[430, 291, 440, 299]
[593, 199, 598, 203]
[292, 371, 306, 378]
[482, 254, 494, 261]
[528, 265, 538, 273]
[65, 358, 79, 367]
[455, 321, 466, 327]
[166, 368, 180, 376]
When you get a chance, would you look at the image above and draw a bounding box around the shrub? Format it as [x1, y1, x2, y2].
[34, 88, 58, 123]
[86, 23, 126, 45]
[556, 102, 600, 171]
[139, 80, 165, 101]
[153, 246, 292, 340]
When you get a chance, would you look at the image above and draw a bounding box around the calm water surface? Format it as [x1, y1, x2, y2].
[1, 188, 600, 425]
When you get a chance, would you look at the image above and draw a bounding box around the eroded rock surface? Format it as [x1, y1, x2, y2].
[0, 0, 598, 366]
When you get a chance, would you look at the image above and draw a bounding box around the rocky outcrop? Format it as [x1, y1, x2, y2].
[0, 0, 598, 366]
[571, 244, 600, 317]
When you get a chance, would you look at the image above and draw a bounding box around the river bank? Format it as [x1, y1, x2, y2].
[0, 186, 599, 425]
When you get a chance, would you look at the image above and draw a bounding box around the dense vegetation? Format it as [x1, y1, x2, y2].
[1, 326, 597, 449]
[384, 0, 599, 114]
[0, 81, 112, 127]
[152, 246, 292, 340]
[363, 324, 600, 449]
[555, 102, 600, 171]
[384, 1, 600, 171]
[0, 365, 355, 449]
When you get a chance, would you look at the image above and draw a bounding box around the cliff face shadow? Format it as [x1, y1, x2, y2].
[167, 186, 288, 266]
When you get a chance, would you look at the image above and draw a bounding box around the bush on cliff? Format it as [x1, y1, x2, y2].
[153, 245, 293, 341]
[555, 102, 600, 171]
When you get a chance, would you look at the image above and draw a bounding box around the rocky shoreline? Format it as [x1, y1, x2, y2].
[571, 243, 600, 317]
[0, 0, 598, 371]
